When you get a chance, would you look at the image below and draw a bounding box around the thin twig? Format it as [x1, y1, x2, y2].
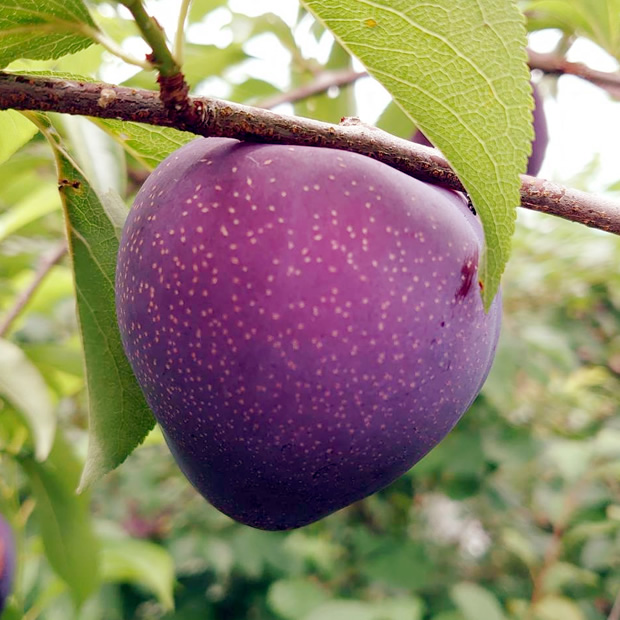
[256, 50, 620, 110]
[0, 241, 67, 338]
[257, 69, 367, 109]
[528, 49, 620, 98]
[174, 0, 193, 66]
[84, 24, 152, 71]
[0, 72, 619, 236]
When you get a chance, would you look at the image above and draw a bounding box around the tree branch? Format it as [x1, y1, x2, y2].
[256, 50, 620, 110]
[528, 49, 620, 98]
[257, 69, 367, 109]
[0, 241, 67, 338]
[0, 71, 619, 236]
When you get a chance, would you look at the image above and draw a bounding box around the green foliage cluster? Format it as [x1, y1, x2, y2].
[0, 0, 618, 618]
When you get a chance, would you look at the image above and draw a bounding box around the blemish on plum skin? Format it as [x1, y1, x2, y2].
[455, 251, 479, 301]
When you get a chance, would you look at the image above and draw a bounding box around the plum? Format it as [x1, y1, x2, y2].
[413, 82, 548, 176]
[528, 84, 549, 176]
[116, 138, 501, 530]
[0, 515, 15, 613]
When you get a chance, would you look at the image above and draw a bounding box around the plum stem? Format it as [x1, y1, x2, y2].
[118, 0, 199, 123]
[118, 0, 179, 78]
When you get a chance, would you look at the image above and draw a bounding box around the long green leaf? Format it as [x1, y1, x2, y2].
[0, 109, 37, 165]
[100, 537, 175, 610]
[451, 583, 507, 620]
[304, 598, 424, 620]
[61, 116, 127, 197]
[37, 119, 155, 490]
[92, 119, 196, 170]
[0, 338, 55, 460]
[0, 184, 60, 242]
[0, 0, 96, 68]
[20, 432, 100, 605]
[268, 579, 330, 619]
[301, 0, 532, 308]
[526, 0, 620, 58]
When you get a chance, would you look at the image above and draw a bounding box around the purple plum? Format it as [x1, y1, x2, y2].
[528, 84, 549, 176]
[413, 82, 548, 176]
[0, 515, 15, 613]
[116, 138, 501, 530]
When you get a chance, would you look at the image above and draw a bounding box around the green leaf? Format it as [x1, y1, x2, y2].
[293, 41, 356, 123]
[61, 116, 127, 197]
[1, 606, 22, 620]
[376, 100, 416, 139]
[182, 42, 247, 88]
[303, 601, 377, 620]
[360, 541, 432, 590]
[189, 0, 229, 22]
[92, 119, 196, 170]
[229, 11, 300, 59]
[0, 0, 97, 68]
[371, 598, 425, 620]
[100, 537, 175, 610]
[20, 432, 100, 605]
[122, 43, 247, 92]
[22, 340, 85, 379]
[38, 120, 155, 490]
[0, 148, 52, 206]
[607, 178, 620, 192]
[500, 528, 539, 568]
[544, 440, 592, 481]
[0, 184, 61, 242]
[0, 110, 37, 165]
[0, 338, 55, 460]
[533, 595, 586, 620]
[230, 77, 280, 104]
[304, 598, 423, 620]
[300, 0, 532, 307]
[268, 579, 330, 619]
[542, 562, 599, 591]
[451, 583, 507, 620]
[526, 0, 620, 58]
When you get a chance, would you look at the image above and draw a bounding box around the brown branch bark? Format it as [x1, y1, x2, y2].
[528, 49, 620, 98]
[1, 71, 619, 236]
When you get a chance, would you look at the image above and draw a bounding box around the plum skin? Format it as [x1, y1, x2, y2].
[116, 138, 501, 530]
[0, 515, 15, 613]
[414, 82, 548, 176]
[528, 84, 549, 176]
